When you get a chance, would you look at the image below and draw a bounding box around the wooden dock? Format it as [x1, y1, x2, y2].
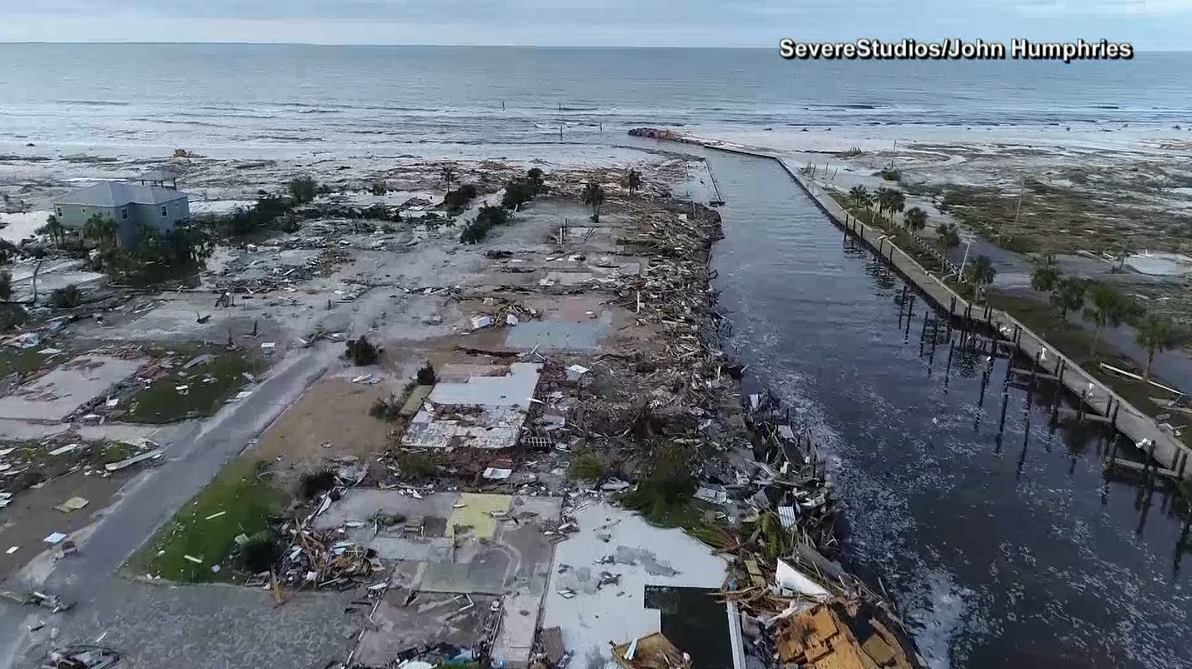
[669, 135, 1192, 480]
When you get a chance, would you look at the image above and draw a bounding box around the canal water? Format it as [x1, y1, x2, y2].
[700, 149, 1192, 668]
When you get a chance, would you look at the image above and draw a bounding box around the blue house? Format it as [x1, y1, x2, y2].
[52, 182, 190, 248]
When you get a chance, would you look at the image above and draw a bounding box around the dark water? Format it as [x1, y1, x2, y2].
[701, 148, 1192, 668]
[1, 44, 1190, 151]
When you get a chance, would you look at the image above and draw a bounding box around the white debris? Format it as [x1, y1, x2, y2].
[775, 559, 831, 601]
[471, 315, 494, 330]
[47, 444, 79, 457]
[482, 467, 513, 480]
[43, 532, 68, 545]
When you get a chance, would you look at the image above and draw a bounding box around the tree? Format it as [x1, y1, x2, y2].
[966, 255, 996, 300]
[1083, 283, 1132, 357]
[440, 164, 457, 194]
[83, 214, 119, 248]
[0, 271, 10, 301]
[875, 187, 904, 224]
[848, 185, 870, 210]
[936, 222, 960, 251]
[1110, 242, 1134, 273]
[582, 181, 605, 222]
[1029, 253, 1060, 292]
[50, 284, 82, 309]
[41, 214, 66, 246]
[622, 169, 643, 196]
[1135, 312, 1182, 380]
[288, 175, 318, 204]
[527, 168, 545, 189]
[904, 206, 928, 232]
[1050, 276, 1086, 321]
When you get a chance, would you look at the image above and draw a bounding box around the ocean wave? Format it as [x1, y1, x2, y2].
[56, 99, 131, 107]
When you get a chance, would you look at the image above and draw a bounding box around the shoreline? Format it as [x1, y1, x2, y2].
[630, 128, 1192, 483]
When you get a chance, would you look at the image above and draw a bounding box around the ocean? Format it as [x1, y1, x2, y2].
[1, 44, 1190, 153]
[4, 44, 1192, 668]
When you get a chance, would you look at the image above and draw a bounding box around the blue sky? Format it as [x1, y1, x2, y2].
[1, 0, 1190, 49]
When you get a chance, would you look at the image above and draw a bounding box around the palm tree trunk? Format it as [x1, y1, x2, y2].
[1090, 326, 1101, 357]
[1144, 350, 1154, 380]
[31, 259, 42, 306]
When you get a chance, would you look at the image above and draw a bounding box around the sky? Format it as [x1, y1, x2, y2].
[1, 0, 1191, 49]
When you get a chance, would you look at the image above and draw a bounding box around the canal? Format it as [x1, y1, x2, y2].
[700, 148, 1192, 668]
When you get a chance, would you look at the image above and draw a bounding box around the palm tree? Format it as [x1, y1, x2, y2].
[903, 207, 928, 232]
[1083, 283, 1131, 357]
[622, 169, 643, 196]
[1110, 242, 1134, 273]
[848, 185, 869, 210]
[582, 181, 605, 222]
[1135, 312, 1181, 380]
[440, 164, 457, 193]
[874, 187, 893, 221]
[967, 255, 996, 300]
[83, 214, 118, 248]
[42, 214, 65, 246]
[1049, 276, 1086, 321]
[936, 222, 960, 251]
[875, 187, 905, 225]
[1029, 253, 1059, 292]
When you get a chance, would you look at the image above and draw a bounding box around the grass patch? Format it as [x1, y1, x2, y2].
[987, 290, 1189, 447]
[132, 457, 283, 582]
[393, 451, 437, 479]
[97, 440, 140, 464]
[0, 346, 50, 379]
[124, 350, 264, 423]
[568, 452, 607, 481]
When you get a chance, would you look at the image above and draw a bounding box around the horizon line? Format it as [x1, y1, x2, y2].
[2, 40, 1189, 52]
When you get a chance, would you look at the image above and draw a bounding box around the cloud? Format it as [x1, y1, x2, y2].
[1011, 0, 1192, 16]
[1, 0, 1189, 47]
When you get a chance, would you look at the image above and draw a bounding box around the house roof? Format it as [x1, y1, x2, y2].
[54, 182, 187, 208]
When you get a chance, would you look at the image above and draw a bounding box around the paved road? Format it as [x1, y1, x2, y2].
[0, 342, 338, 668]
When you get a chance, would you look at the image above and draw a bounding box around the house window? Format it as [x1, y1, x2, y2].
[55, 207, 63, 217]
[161, 205, 168, 217]
[121, 208, 128, 220]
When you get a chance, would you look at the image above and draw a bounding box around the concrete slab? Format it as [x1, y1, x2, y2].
[504, 314, 613, 352]
[354, 590, 497, 667]
[312, 490, 563, 667]
[493, 593, 545, 668]
[428, 362, 541, 409]
[0, 355, 143, 421]
[447, 492, 512, 538]
[312, 488, 458, 531]
[541, 502, 728, 669]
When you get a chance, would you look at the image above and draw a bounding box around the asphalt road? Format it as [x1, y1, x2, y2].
[0, 342, 338, 668]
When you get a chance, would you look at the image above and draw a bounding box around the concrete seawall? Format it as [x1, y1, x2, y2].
[654, 133, 1192, 481]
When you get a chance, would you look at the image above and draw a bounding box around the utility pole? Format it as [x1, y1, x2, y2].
[958, 232, 975, 278]
[1006, 175, 1026, 241]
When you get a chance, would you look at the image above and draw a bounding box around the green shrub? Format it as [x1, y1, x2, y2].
[443, 184, 479, 212]
[568, 453, 606, 481]
[459, 205, 510, 244]
[395, 451, 436, 479]
[370, 181, 388, 196]
[623, 443, 696, 523]
[299, 469, 337, 500]
[288, 176, 319, 204]
[416, 362, 437, 385]
[237, 531, 280, 573]
[50, 284, 82, 308]
[879, 167, 901, 181]
[345, 335, 379, 365]
[369, 397, 399, 421]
